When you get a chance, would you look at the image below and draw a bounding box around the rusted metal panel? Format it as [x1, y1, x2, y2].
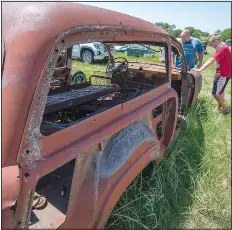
[44, 85, 120, 115]
[2, 166, 21, 210]
[62, 134, 164, 228]
[2, 165, 21, 229]
[2, 21, 170, 168]
[2, 2, 190, 229]
[19, 87, 177, 191]
[188, 70, 202, 106]
[180, 70, 202, 113]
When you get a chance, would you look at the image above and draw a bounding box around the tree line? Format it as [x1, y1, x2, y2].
[155, 22, 231, 43]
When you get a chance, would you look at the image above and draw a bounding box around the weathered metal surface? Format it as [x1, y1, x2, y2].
[180, 70, 202, 113]
[1, 2, 198, 229]
[20, 85, 177, 190]
[2, 166, 21, 229]
[2, 2, 169, 168]
[128, 62, 181, 80]
[188, 70, 202, 106]
[44, 85, 120, 115]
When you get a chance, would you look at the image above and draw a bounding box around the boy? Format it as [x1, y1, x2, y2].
[194, 34, 231, 113]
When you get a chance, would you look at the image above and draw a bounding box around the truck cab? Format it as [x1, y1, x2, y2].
[2, 2, 201, 229]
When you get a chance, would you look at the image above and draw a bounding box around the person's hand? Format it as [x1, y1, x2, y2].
[192, 68, 201, 72]
[197, 64, 202, 69]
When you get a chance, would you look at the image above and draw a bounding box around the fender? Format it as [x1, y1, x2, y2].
[94, 141, 165, 228]
[61, 121, 164, 229]
[80, 46, 95, 55]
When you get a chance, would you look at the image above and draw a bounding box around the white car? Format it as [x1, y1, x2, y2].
[72, 42, 115, 63]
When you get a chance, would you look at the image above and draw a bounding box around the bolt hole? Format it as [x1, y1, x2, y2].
[25, 173, 30, 177]
[62, 39, 64, 43]
[55, 48, 59, 52]
[26, 150, 30, 155]
[156, 121, 163, 140]
[17, 221, 22, 225]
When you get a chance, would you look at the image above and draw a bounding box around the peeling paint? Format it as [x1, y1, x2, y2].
[1, 75, 25, 89]
[98, 121, 155, 178]
[150, 146, 161, 161]
[3, 2, 57, 40]
[22, 47, 60, 168]
[19, 190, 34, 229]
[2, 78, 8, 89]
[66, 152, 85, 220]
[66, 146, 98, 220]
[95, 151, 103, 202]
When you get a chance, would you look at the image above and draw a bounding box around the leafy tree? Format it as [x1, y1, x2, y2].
[202, 32, 210, 37]
[221, 28, 231, 41]
[184, 27, 196, 35]
[173, 29, 182, 38]
[192, 30, 202, 39]
[200, 36, 209, 44]
[155, 22, 176, 34]
[215, 30, 222, 34]
[156, 23, 212, 41]
[185, 27, 202, 38]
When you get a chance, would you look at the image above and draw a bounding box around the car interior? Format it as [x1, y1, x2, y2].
[40, 41, 183, 136]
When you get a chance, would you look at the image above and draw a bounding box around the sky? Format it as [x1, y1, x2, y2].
[79, 2, 231, 34]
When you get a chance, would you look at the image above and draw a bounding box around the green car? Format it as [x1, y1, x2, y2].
[114, 44, 155, 57]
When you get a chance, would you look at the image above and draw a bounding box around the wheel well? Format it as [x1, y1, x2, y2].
[98, 121, 155, 178]
[80, 48, 94, 57]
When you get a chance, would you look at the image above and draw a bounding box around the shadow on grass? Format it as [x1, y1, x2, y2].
[105, 98, 208, 229]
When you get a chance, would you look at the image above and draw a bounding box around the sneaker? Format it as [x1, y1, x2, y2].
[223, 106, 231, 114]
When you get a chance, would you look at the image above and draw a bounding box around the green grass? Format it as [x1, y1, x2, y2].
[72, 48, 231, 229]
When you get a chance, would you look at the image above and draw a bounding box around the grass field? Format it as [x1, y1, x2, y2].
[72, 47, 231, 229]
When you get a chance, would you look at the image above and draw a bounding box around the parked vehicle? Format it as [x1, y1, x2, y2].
[201, 41, 207, 53]
[2, 2, 202, 229]
[225, 39, 231, 46]
[115, 44, 155, 56]
[72, 42, 115, 63]
[114, 45, 128, 52]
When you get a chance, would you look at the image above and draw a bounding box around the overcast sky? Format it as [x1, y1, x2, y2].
[80, 2, 231, 34]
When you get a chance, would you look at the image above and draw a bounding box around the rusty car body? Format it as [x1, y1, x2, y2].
[2, 2, 202, 229]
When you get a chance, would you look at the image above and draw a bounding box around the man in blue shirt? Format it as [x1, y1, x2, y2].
[175, 29, 204, 70]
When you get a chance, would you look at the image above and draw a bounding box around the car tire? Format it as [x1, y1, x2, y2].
[71, 70, 87, 84]
[81, 50, 94, 64]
